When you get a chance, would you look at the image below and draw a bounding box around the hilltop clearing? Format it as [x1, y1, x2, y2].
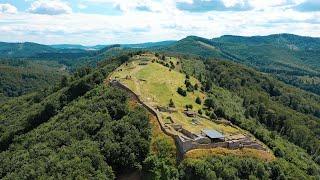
[110, 53, 272, 159]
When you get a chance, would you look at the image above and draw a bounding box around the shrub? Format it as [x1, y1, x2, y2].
[177, 87, 187, 97]
[274, 147, 284, 157]
[210, 112, 218, 120]
[169, 99, 175, 108]
[215, 107, 226, 118]
[204, 98, 216, 109]
[185, 104, 193, 110]
[196, 97, 202, 104]
[194, 83, 199, 90]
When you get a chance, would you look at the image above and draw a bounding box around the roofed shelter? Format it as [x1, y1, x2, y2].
[202, 129, 225, 142]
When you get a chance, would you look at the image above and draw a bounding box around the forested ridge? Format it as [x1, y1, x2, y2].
[180, 56, 320, 179]
[0, 44, 131, 103]
[160, 34, 320, 96]
[0, 60, 68, 102]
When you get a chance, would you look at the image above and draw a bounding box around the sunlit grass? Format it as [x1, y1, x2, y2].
[111, 54, 242, 136]
[185, 148, 276, 162]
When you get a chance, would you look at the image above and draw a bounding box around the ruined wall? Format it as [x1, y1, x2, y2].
[110, 80, 267, 154]
[110, 81, 178, 139]
[180, 128, 197, 139]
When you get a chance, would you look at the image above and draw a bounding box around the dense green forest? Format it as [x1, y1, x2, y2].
[0, 42, 89, 59]
[2, 34, 320, 179]
[181, 57, 320, 178]
[0, 60, 68, 103]
[0, 44, 132, 103]
[0, 85, 151, 179]
[0, 54, 146, 178]
[1, 52, 320, 179]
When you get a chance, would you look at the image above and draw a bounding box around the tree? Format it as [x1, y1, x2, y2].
[196, 97, 202, 105]
[177, 87, 187, 97]
[204, 81, 212, 92]
[185, 80, 194, 92]
[60, 75, 68, 88]
[169, 61, 175, 69]
[119, 55, 130, 63]
[169, 99, 175, 108]
[185, 104, 193, 110]
[274, 147, 284, 157]
[248, 105, 258, 118]
[215, 107, 226, 118]
[204, 98, 216, 109]
[194, 83, 199, 90]
[210, 112, 218, 120]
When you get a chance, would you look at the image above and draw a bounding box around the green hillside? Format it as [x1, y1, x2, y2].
[181, 56, 320, 177]
[159, 34, 320, 95]
[2, 52, 320, 179]
[0, 60, 68, 103]
[2, 35, 320, 179]
[0, 44, 129, 103]
[0, 42, 57, 58]
[0, 42, 90, 58]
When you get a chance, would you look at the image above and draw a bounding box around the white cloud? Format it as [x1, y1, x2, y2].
[0, 3, 18, 14]
[28, 0, 72, 15]
[78, 4, 87, 10]
[0, 0, 319, 45]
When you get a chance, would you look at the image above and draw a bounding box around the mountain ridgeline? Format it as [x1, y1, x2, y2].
[159, 34, 320, 95]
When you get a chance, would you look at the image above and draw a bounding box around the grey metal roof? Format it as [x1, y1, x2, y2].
[202, 129, 224, 139]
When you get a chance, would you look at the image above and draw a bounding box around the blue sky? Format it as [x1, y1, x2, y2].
[0, 0, 319, 45]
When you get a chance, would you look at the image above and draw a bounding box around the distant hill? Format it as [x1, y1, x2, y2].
[212, 34, 320, 72]
[50, 41, 176, 51]
[2, 35, 320, 95]
[0, 60, 68, 103]
[0, 42, 92, 59]
[159, 34, 320, 95]
[50, 44, 107, 50]
[161, 34, 320, 72]
[0, 42, 58, 58]
[121, 40, 176, 48]
[215, 34, 320, 50]
[160, 36, 225, 58]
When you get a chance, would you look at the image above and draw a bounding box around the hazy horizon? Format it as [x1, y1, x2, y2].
[1, 0, 320, 45]
[2, 33, 320, 47]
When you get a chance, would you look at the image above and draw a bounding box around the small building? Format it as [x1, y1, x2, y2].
[184, 111, 197, 117]
[201, 129, 225, 142]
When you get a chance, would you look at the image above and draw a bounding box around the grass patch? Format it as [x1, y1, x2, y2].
[185, 148, 276, 162]
[111, 54, 247, 135]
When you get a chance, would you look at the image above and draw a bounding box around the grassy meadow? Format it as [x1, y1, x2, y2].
[111, 54, 241, 135]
